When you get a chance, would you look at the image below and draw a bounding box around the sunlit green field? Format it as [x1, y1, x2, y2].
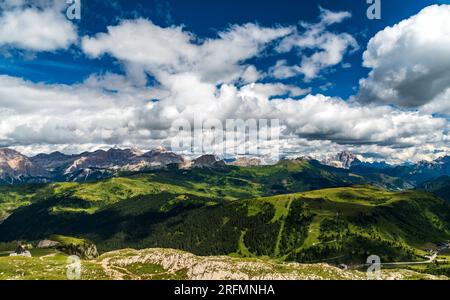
[0, 161, 449, 278]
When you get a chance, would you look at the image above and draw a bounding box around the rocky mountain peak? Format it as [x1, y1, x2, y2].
[0, 148, 22, 158]
[336, 151, 361, 169]
[321, 151, 362, 169]
[228, 157, 262, 167]
[0, 148, 48, 180]
[192, 155, 225, 168]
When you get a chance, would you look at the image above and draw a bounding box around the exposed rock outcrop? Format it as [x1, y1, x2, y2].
[228, 157, 262, 167]
[321, 151, 362, 169]
[98, 248, 448, 281]
[58, 242, 98, 260]
[50, 235, 99, 260]
[37, 240, 60, 249]
[0, 148, 49, 183]
[192, 155, 225, 168]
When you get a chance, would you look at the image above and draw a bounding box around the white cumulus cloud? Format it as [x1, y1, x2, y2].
[0, 3, 77, 51]
[82, 19, 292, 84]
[0, 5, 448, 163]
[271, 7, 358, 80]
[358, 4, 450, 115]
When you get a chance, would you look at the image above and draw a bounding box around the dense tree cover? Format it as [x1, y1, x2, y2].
[0, 166, 449, 264]
[279, 200, 313, 256]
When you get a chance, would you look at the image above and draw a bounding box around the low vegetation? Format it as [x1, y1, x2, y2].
[0, 247, 446, 280]
[0, 161, 449, 279]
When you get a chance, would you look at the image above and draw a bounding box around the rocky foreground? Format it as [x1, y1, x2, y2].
[0, 247, 448, 280]
[97, 248, 448, 280]
[99, 248, 362, 280]
[3, 247, 446, 280]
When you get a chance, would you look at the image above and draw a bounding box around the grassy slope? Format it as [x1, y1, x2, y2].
[0, 185, 48, 221]
[261, 186, 450, 263]
[0, 161, 449, 279]
[0, 247, 446, 280]
[0, 160, 449, 266]
[0, 159, 362, 217]
[1, 179, 449, 266]
[0, 248, 107, 280]
[419, 176, 450, 202]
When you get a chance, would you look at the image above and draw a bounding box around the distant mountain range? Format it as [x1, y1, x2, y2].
[0, 147, 449, 189]
[0, 147, 267, 184]
[0, 148, 50, 184]
[348, 155, 450, 187]
[320, 151, 363, 169]
[0, 147, 193, 184]
[0, 149, 449, 270]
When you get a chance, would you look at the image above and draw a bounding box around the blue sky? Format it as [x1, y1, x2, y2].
[0, 0, 449, 163]
[2, 0, 447, 98]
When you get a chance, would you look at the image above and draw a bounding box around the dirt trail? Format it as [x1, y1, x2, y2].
[100, 257, 131, 280]
[39, 253, 57, 260]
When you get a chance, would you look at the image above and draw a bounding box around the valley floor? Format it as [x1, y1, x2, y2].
[0, 248, 448, 280]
